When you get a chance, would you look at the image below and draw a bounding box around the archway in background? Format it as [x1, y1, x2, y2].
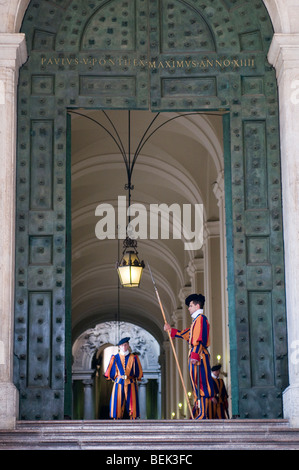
[72, 321, 161, 419]
[14, 0, 288, 420]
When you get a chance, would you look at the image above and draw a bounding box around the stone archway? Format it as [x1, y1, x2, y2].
[72, 321, 161, 419]
[10, 0, 288, 421]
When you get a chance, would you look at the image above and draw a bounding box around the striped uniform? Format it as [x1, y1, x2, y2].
[212, 376, 229, 419]
[171, 312, 214, 419]
[105, 353, 143, 419]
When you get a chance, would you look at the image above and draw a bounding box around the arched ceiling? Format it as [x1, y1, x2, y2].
[1, 0, 296, 36]
[70, 110, 223, 342]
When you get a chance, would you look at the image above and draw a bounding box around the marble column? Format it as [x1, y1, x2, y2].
[157, 371, 162, 419]
[0, 33, 27, 429]
[163, 340, 174, 418]
[83, 380, 94, 420]
[268, 34, 299, 427]
[139, 378, 148, 419]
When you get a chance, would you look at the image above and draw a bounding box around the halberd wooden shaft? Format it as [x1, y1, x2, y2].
[148, 265, 194, 420]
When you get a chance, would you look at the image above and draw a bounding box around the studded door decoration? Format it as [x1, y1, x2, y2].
[15, 0, 288, 420]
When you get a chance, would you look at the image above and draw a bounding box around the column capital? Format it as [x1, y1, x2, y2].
[186, 258, 204, 277]
[82, 379, 93, 387]
[268, 34, 299, 81]
[172, 308, 183, 324]
[203, 221, 220, 243]
[178, 286, 191, 305]
[212, 170, 225, 205]
[0, 33, 27, 70]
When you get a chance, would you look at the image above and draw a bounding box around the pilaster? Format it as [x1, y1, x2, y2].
[186, 258, 204, 293]
[212, 170, 230, 395]
[268, 34, 299, 427]
[0, 33, 27, 429]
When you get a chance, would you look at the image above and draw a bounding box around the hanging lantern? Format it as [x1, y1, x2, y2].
[117, 237, 145, 287]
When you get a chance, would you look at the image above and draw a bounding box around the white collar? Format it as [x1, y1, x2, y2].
[191, 308, 203, 320]
[119, 349, 130, 356]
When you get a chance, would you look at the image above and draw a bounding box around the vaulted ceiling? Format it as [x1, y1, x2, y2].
[70, 110, 223, 343]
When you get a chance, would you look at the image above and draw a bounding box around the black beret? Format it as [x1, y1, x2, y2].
[211, 364, 221, 371]
[185, 293, 205, 307]
[118, 337, 130, 346]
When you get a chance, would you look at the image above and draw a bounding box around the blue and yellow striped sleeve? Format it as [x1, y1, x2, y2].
[104, 355, 116, 380]
[170, 327, 190, 342]
[133, 354, 143, 380]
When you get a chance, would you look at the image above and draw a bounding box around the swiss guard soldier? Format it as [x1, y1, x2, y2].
[164, 293, 214, 419]
[104, 337, 143, 419]
[211, 364, 229, 419]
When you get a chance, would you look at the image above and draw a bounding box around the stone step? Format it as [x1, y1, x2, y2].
[1, 419, 299, 450]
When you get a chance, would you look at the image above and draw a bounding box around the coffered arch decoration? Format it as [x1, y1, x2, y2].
[14, 0, 288, 420]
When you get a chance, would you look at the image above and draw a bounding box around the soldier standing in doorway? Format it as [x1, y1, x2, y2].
[164, 293, 214, 419]
[104, 337, 143, 419]
[211, 364, 229, 419]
